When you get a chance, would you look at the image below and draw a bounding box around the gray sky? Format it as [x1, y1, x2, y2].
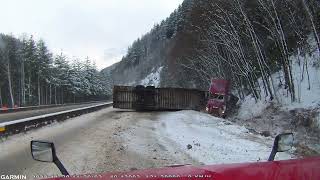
[0, 0, 183, 69]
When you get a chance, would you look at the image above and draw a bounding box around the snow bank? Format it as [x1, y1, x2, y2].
[280, 53, 320, 110]
[237, 95, 270, 120]
[238, 37, 320, 119]
[277, 36, 320, 109]
[156, 110, 292, 165]
[140, 66, 163, 87]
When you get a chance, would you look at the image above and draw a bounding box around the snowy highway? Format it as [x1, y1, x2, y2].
[0, 107, 293, 179]
[0, 102, 108, 124]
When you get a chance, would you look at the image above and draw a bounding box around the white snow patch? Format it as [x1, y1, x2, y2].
[273, 37, 320, 110]
[279, 53, 320, 110]
[237, 95, 270, 119]
[156, 110, 293, 165]
[238, 37, 320, 119]
[140, 66, 163, 87]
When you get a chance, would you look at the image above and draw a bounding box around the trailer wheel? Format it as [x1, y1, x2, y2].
[135, 85, 145, 89]
[146, 86, 155, 89]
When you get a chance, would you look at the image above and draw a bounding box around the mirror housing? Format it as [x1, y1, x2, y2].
[277, 133, 294, 152]
[268, 133, 294, 161]
[31, 140, 55, 162]
[30, 140, 69, 176]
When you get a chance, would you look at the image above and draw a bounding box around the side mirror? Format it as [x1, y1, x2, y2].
[30, 140, 69, 176]
[277, 133, 294, 152]
[268, 133, 294, 161]
[31, 141, 55, 162]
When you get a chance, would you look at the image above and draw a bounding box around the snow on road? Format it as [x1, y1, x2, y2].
[1, 108, 295, 179]
[0, 108, 138, 178]
[153, 110, 293, 164]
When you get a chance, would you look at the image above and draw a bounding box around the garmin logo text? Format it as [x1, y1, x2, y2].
[0, 175, 27, 180]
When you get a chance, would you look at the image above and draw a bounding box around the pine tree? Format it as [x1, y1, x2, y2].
[36, 39, 52, 105]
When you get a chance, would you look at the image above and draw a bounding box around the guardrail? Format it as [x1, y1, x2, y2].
[0, 102, 113, 138]
[0, 101, 110, 114]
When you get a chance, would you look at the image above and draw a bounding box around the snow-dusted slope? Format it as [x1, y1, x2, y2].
[234, 38, 320, 156]
[140, 67, 163, 87]
[124, 66, 164, 87]
[155, 110, 293, 164]
[238, 38, 320, 120]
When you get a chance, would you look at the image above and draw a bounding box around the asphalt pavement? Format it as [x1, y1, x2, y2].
[0, 102, 108, 123]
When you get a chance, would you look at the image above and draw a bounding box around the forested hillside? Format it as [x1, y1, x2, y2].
[103, 0, 320, 103]
[0, 34, 111, 108]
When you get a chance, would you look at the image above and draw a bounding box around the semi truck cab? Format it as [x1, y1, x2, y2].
[206, 79, 231, 118]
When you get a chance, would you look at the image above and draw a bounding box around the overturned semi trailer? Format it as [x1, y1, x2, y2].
[113, 85, 207, 111]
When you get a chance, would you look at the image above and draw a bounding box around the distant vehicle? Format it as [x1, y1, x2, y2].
[30, 133, 320, 180]
[206, 79, 238, 118]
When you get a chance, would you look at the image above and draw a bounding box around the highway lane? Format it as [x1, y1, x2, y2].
[0, 107, 196, 180]
[0, 107, 118, 178]
[0, 102, 109, 123]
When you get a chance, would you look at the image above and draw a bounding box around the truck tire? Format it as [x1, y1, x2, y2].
[146, 86, 155, 89]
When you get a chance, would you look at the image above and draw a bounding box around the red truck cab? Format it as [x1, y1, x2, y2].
[206, 79, 230, 118]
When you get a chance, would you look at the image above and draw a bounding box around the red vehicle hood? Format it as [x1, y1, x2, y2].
[45, 157, 320, 180]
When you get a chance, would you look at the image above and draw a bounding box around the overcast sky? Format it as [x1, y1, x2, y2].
[0, 0, 183, 69]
